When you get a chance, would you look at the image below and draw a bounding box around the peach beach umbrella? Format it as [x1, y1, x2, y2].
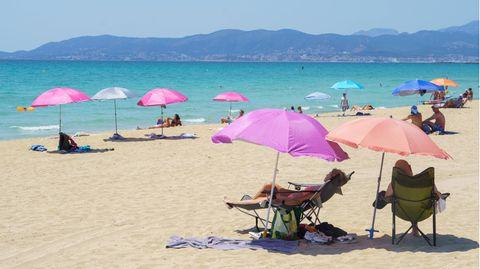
[326, 117, 450, 239]
[430, 78, 459, 88]
[213, 91, 249, 116]
[31, 87, 91, 133]
[137, 88, 188, 136]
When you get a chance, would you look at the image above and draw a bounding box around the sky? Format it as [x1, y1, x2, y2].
[0, 0, 478, 52]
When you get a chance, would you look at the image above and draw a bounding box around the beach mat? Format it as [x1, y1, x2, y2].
[166, 236, 298, 253]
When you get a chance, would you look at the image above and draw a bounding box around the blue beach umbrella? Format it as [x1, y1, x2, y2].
[331, 80, 364, 90]
[304, 91, 331, 100]
[392, 80, 443, 96]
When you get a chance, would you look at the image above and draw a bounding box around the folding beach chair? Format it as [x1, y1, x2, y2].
[391, 167, 439, 246]
[288, 171, 354, 227]
[226, 171, 354, 231]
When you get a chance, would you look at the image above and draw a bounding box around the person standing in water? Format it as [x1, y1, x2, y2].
[340, 93, 349, 116]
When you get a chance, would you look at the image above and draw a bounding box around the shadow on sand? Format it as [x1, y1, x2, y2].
[294, 234, 478, 255]
[47, 148, 114, 154]
[235, 227, 478, 255]
[103, 135, 198, 142]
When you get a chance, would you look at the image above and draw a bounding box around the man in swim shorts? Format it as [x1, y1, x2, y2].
[422, 105, 445, 134]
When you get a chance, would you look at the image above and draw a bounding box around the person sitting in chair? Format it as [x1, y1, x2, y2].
[224, 169, 349, 207]
[374, 159, 444, 236]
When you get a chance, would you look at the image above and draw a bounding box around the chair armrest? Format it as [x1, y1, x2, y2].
[287, 182, 324, 190]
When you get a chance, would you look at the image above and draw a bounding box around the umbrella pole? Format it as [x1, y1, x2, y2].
[263, 151, 280, 238]
[161, 106, 164, 136]
[367, 152, 385, 239]
[229, 102, 232, 117]
[59, 104, 62, 133]
[114, 99, 118, 135]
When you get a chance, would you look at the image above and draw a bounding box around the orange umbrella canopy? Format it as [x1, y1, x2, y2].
[430, 78, 459, 87]
[326, 117, 450, 159]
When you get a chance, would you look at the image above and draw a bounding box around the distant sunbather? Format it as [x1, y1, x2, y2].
[224, 169, 348, 207]
[422, 106, 446, 134]
[149, 114, 182, 129]
[350, 104, 374, 111]
[402, 105, 422, 129]
[58, 132, 78, 151]
[443, 95, 467, 108]
[221, 110, 244, 124]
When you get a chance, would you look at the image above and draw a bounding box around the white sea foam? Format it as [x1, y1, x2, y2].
[183, 118, 206, 123]
[10, 125, 59, 131]
[377, 106, 386, 110]
[230, 109, 240, 113]
[317, 106, 324, 109]
[330, 104, 339, 108]
[301, 106, 310, 110]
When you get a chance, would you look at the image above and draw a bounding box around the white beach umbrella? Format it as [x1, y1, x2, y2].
[304, 91, 331, 100]
[92, 87, 137, 136]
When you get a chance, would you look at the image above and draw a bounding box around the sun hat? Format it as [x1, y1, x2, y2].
[411, 105, 419, 115]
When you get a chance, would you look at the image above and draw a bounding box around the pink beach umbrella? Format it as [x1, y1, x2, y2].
[31, 87, 91, 132]
[137, 88, 188, 135]
[213, 92, 249, 116]
[326, 117, 450, 239]
[212, 109, 348, 235]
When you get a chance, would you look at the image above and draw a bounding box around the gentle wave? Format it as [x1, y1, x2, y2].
[317, 106, 324, 109]
[183, 118, 206, 123]
[330, 104, 339, 108]
[230, 109, 240, 113]
[301, 106, 310, 110]
[10, 125, 59, 131]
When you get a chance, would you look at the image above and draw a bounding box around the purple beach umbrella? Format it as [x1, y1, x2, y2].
[212, 109, 348, 234]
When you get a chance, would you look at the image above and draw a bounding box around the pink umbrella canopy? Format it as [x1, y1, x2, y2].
[212, 109, 348, 161]
[213, 92, 249, 102]
[137, 88, 188, 107]
[31, 87, 91, 107]
[326, 117, 450, 159]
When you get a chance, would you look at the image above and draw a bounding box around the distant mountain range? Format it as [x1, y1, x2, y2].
[353, 28, 400, 37]
[0, 20, 478, 63]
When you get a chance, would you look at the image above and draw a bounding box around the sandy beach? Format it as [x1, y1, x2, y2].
[0, 102, 478, 268]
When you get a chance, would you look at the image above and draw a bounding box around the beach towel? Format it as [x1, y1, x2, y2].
[30, 144, 47, 152]
[166, 236, 298, 253]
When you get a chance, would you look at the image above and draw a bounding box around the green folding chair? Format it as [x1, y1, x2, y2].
[391, 167, 437, 246]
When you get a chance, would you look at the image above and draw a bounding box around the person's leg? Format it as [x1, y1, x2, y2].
[385, 183, 393, 198]
[252, 183, 282, 199]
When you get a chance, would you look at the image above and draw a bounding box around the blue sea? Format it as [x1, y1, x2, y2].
[0, 61, 478, 140]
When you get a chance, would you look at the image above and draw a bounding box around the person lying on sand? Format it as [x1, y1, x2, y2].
[443, 95, 467, 108]
[422, 106, 445, 134]
[350, 104, 374, 111]
[374, 160, 443, 237]
[402, 105, 422, 129]
[221, 110, 244, 124]
[223, 169, 348, 207]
